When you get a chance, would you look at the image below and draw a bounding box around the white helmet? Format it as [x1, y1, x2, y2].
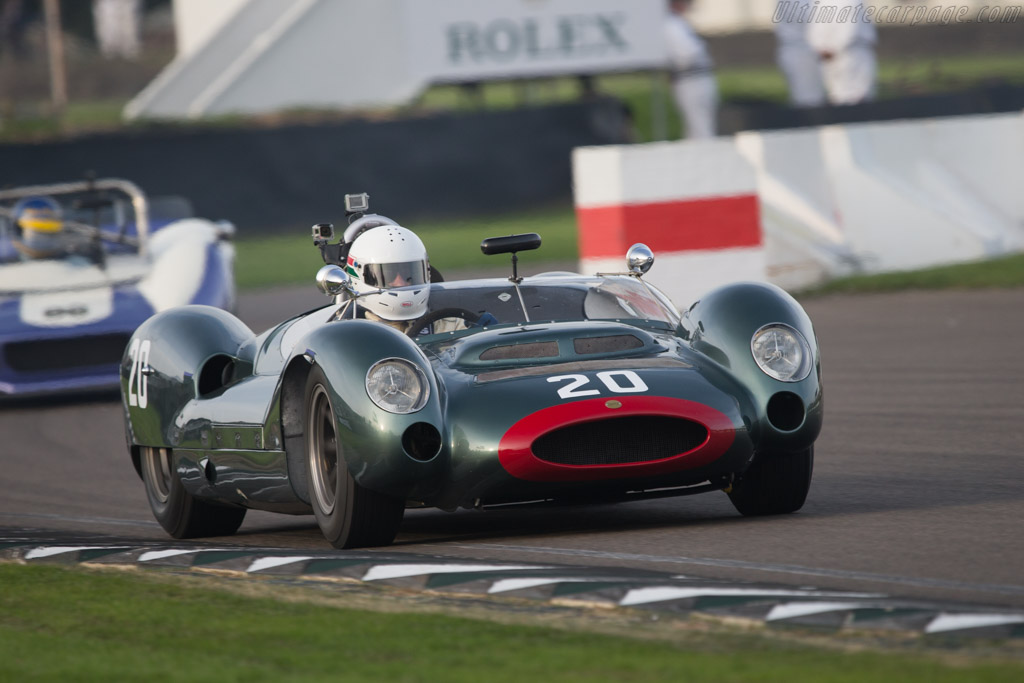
[345, 225, 430, 321]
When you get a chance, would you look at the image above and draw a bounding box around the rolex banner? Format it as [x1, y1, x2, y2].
[403, 0, 668, 83]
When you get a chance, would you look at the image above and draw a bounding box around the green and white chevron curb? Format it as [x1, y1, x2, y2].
[4, 539, 1024, 640]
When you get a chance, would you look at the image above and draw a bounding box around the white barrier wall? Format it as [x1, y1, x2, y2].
[573, 111, 1024, 305]
[134, 0, 670, 119]
[573, 139, 766, 308]
[173, 0, 248, 57]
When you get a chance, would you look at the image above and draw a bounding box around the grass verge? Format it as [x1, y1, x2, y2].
[235, 205, 579, 289]
[237, 207, 1024, 294]
[1, 564, 1020, 682]
[802, 253, 1024, 296]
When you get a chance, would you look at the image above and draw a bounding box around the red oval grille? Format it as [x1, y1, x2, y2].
[532, 416, 708, 466]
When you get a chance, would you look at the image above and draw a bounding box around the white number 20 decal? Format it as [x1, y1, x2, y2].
[547, 371, 648, 400]
[127, 339, 152, 409]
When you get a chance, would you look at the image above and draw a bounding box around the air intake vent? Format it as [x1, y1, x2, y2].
[198, 354, 235, 396]
[4, 333, 132, 372]
[532, 416, 708, 466]
[573, 335, 643, 355]
[767, 392, 805, 431]
[479, 341, 559, 361]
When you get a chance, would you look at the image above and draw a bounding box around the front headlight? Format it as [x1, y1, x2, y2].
[366, 359, 429, 414]
[750, 324, 812, 382]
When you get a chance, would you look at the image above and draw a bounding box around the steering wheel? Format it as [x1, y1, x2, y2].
[406, 308, 481, 337]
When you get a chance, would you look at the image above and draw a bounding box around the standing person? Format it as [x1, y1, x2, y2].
[664, 0, 717, 139]
[0, 0, 30, 59]
[773, 0, 826, 108]
[807, 0, 877, 105]
[92, 0, 141, 59]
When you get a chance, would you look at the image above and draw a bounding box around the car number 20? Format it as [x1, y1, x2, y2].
[126, 339, 152, 408]
[547, 371, 648, 399]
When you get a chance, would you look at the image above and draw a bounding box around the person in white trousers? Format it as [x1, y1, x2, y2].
[773, 1, 827, 108]
[93, 0, 141, 59]
[664, 0, 717, 139]
[806, 0, 877, 105]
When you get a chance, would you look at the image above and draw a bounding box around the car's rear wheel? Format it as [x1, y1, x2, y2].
[305, 365, 404, 548]
[728, 446, 814, 516]
[140, 446, 247, 538]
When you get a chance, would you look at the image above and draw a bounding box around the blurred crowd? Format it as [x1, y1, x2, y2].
[1, 0, 142, 61]
[0, 0, 946, 142]
[667, 0, 878, 139]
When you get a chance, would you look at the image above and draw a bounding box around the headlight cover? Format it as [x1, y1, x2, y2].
[750, 324, 813, 382]
[365, 358, 429, 414]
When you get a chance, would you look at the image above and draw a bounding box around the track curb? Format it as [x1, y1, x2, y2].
[4, 537, 1024, 642]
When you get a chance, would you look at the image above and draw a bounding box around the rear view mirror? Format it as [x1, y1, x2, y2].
[481, 233, 542, 286]
[316, 265, 351, 297]
[480, 233, 541, 256]
[626, 243, 654, 275]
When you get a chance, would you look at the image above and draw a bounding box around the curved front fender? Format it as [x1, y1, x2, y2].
[685, 282, 822, 452]
[121, 305, 254, 448]
[292, 320, 448, 499]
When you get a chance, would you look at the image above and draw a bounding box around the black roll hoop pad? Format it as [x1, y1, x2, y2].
[480, 233, 542, 256]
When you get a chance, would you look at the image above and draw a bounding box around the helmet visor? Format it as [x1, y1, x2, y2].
[364, 261, 428, 289]
[20, 210, 63, 233]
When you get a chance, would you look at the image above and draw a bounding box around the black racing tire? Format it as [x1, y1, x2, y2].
[140, 446, 247, 538]
[728, 446, 814, 516]
[304, 365, 405, 548]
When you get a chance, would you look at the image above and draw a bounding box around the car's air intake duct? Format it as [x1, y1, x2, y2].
[532, 416, 708, 466]
[403, 422, 442, 461]
[767, 392, 805, 431]
[573, 335, 644, 355]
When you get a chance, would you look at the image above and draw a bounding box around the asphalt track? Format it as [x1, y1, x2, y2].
[3, 281, 1023, 614]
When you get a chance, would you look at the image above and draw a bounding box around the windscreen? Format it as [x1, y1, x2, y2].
[424, 276, 677, 327]
[583, 280, 675, 323]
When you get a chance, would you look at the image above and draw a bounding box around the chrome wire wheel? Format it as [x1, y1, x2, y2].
[307, 383, 339, 515]
[141, 446, 173, 505]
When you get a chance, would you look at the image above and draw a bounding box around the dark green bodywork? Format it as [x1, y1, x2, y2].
[121, 276, 822, 515]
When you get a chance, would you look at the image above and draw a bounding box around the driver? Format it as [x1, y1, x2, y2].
[11, 195, 68, 260]
[345, 225, 494, 334]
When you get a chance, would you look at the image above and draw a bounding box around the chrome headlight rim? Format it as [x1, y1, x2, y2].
[750, 323, 813, 383]
[365, 357, 429, 414]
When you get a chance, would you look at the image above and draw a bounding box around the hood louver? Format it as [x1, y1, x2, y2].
[479, 341, 559, 361]
[573, 335, 643, 355]
[478, 335, 645, 362]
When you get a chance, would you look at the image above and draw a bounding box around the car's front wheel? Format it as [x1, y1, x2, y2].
[140, 446, 247, 538]
[304, 365, 405, 549]
[727, 446, 814, 516]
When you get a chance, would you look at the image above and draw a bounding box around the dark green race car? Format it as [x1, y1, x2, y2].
[121, 230, 822, 549]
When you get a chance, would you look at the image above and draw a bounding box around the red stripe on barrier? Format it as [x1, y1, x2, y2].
[576, 195, 761, 259]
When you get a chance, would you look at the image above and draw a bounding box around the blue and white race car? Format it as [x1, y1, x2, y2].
[0, 179, 236, 399]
